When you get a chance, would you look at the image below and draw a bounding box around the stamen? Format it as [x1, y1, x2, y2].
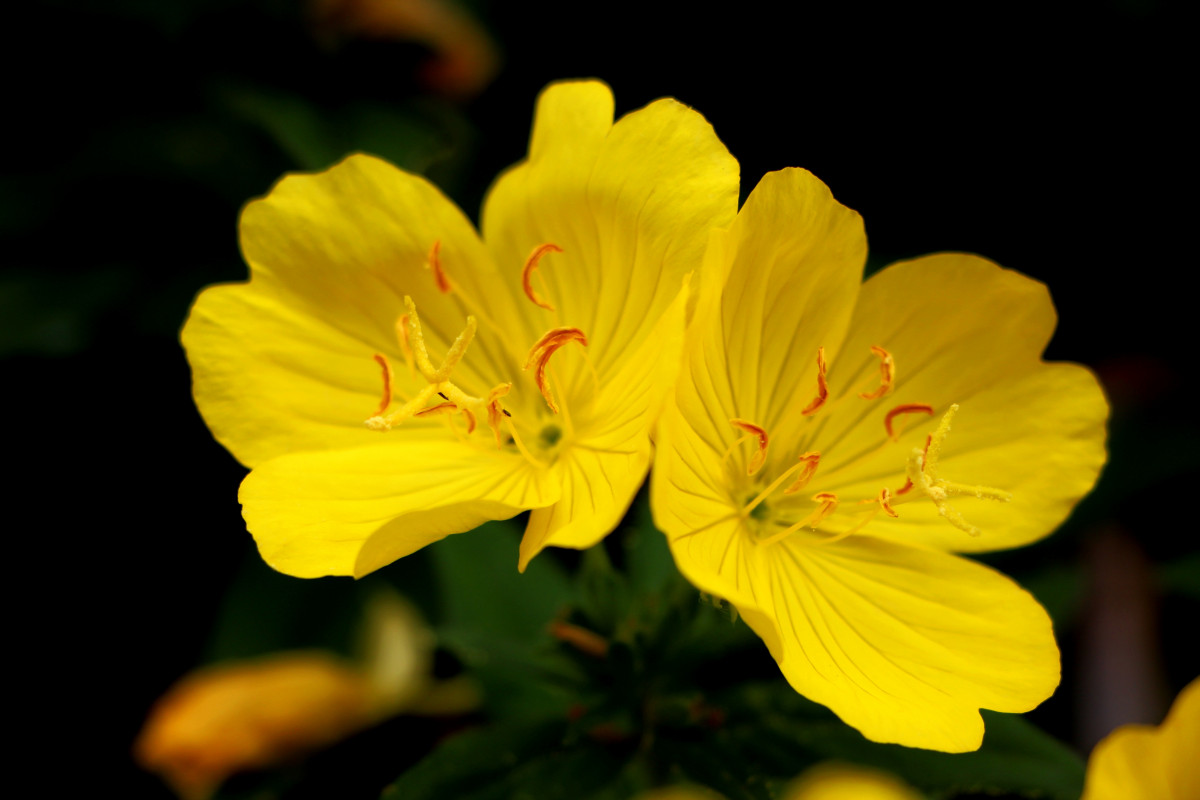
[426, 240, 451, 293]
[782, 451, 821, 495]
[506, 417, 547, 469]
[395, 315, 415, 378]
[759, 492, 840, 546]
[877, 487, 899, 517]
[371, 353, 394, 417]
[925, 403, 957, 479]
[895, 477, 914, 495]
[729, 419, 769, 475]
[800, 347, 828, 416]
[859, 345, 895, 400]
[414, 402, 477, 434]
[899, 404, 1011, 537]
[884, 403, 935, 441]
[484, 382, 512, 448]
[521, 243, 563, 311]
[524, 327, 588, 414]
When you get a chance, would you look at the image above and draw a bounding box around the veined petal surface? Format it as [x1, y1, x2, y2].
[241, 438, 559, 578]
[482, 80, 739, 396]
[183, 153, 526, 467]
[808, 254, 1108, 552]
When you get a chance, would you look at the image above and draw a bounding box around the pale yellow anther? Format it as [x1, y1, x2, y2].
[902, 404, 1012, 537]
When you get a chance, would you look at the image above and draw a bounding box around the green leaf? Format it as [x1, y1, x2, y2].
[382, 718, 632, 800]
[674, 682, 1086, 800]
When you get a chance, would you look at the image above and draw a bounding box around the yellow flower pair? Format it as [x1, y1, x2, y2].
[183, 80, 1108, 753]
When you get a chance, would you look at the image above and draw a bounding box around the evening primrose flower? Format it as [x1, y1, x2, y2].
[182, 81, 737, 576]
[652, 168, 1108, 752]
[1081, 677, 1199, 800]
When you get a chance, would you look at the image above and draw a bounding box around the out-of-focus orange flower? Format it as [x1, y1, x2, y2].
[310, 0, 499, 97]
[134, 653, 376, 800]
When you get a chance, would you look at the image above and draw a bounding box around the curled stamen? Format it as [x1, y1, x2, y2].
[783, 451, 821, 495]
[371, 353, 394, 417]
[729, 419, 769, 475]
[484, 382, 512, 447]
[884, 403, 935, 441]
[521, 243, 563, 311]
[896, 477, 914, 495]
[524, 327, 588, 413]
[800, 347, 828, 416]
[859, 345, 895, 400]
[877, 487, 899, 517]
[759, 492, 840, 547]
[426, 240, 451, 293]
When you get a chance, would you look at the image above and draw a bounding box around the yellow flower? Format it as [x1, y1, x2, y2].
[135, 653, 377, 799]
[1081, 678, 1199, 800]
[783, 763, 923, 800]
[651, 168, 1108, 752]
[134, 593, 476, 799]
[182, 81, 737, 577]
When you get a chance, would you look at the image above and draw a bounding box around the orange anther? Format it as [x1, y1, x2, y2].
[878, 487, 899, 517]
[783, 451, 821, 494]
[371, 353, 394, 417]
[729, 419, 769, 474]
[524, 327, 588, 413]
[807, 492, 840, 527]
[884, 403, 935, 441]
[521, 243, 563, 311]
[484, 382, 512, 447]
[800, 347, 829, 416]
[415, 401, 477, 433]
[426, 240, 451, 293]
[896, 477, 914, 496]
[859, 345, 895, 400]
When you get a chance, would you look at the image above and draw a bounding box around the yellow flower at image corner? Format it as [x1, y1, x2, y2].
[651, 168, 1108, 752]
[181, 80, 738, 577]
[1081, 677, 1199, 800]
[134, 593, 477, 799]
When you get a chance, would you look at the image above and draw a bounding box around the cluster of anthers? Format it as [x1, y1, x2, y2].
[727, 346, 1012, 546]
[363, 241, 587, 465]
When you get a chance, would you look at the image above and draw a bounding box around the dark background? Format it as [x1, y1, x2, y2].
[4, 0, 1193, 795]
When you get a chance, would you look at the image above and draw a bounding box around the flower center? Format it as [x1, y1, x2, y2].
[360, 240, 591, 466]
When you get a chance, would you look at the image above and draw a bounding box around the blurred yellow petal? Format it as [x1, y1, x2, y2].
[241, 438, 559, 578]
[1082, 678, 1200, 800]
[783, 763, 923, 800]
[134, 653, 375, 800]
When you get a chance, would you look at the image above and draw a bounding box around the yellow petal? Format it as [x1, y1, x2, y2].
[518, 277, 691, 570]
[783, 763, 923, 800]
[665, 514, 1059, 752]
[183, 152, 527, 467]
[671, 168, 866, 478]
[482, 80, 738, 398]
[134, 653, 374, 799]
[1082, 678, 1200, 800]
[240, 438, 560, 578]
[808, 254, 1108, 552]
